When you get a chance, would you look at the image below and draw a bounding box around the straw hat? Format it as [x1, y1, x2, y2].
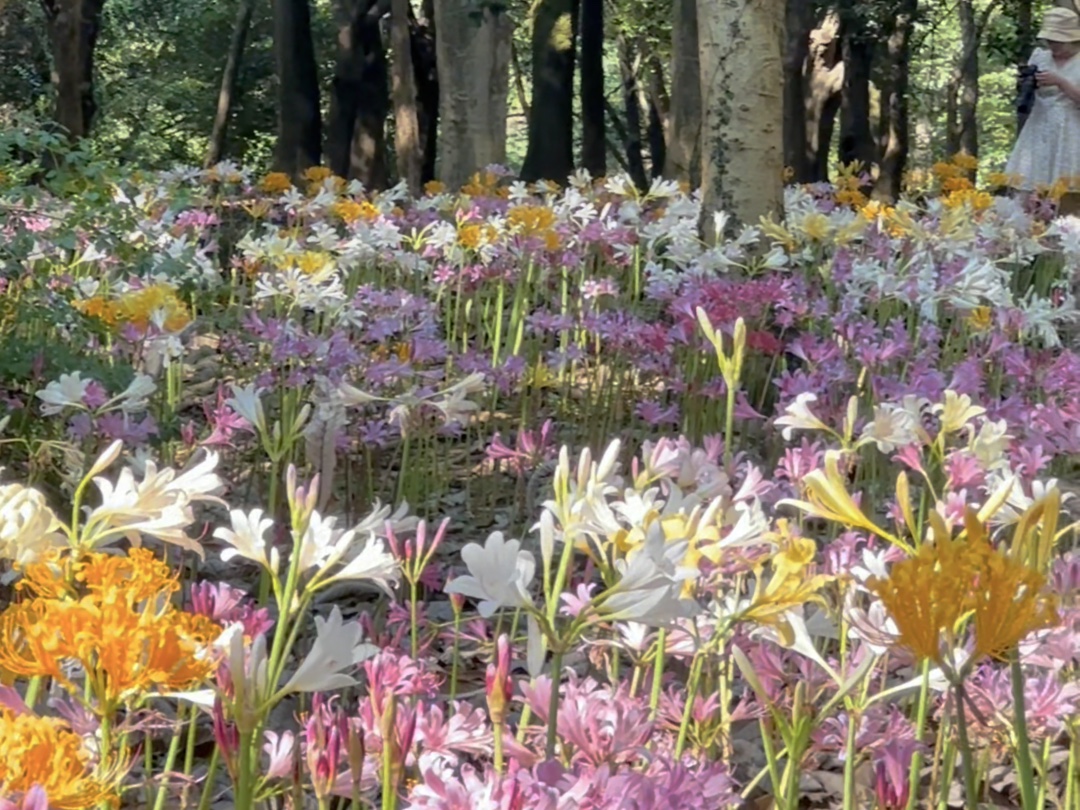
[1038, 7, 1080, 42]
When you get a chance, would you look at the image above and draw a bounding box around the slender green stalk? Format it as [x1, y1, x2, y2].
[842, 710, 858, 810]
[234, 730, 255, 810]
[196, 747, 221, 810]
[953, 682, 979, 810]
[674, 653, 705, 756]
[905, 659, 932, 810]
[493, 721, 505, 773]
[648, 628, 667, 719]
[545, 651, 563, 760]
[152, 704, 190, 810]
[1009, 652, 1038, 809]
[448, 610, 463, 701]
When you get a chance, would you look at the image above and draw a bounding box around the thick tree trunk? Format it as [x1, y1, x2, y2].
[616, 35, 648, 190]
[40, 0, 106, 141]
[520, 0, 579, 183]
[579, 0, 605, 176]
[434, 0, 512, 189]
[697, 0, 785, 239]
[872, 0, 916, 201]
[663, 0, 701, 185]
[412, 0, 439, 184]
[837, 0, 875, 170]
[390, 0, 421, 194]
[326, 0, 389, 187]
[783, 0, 816, 182]
[206, 0, 256, 167]
[272, 0, 322, 176]
[805, 11, 843, 182]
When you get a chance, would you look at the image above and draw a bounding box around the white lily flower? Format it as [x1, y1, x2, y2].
[280, 606, 378, 695]
[445, 531, 535, 618]
[36, 371, 91, 415]
[0, 482, 67, 572]
[774, 392, 830, 441]
[317, 535, 400, 594]
[214, 508, 280, 573]
[226, 383, 267, 433]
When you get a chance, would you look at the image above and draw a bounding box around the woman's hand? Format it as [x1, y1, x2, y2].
[1037, 70, 1064, 88]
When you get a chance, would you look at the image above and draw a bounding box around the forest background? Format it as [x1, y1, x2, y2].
[0, 0, 1068, 198]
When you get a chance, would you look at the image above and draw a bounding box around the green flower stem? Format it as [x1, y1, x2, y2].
[152, 703, 190, 810]
[196, 747, 221, 810]
[674, 652, 705, 757]
[1009, 651, 1038, 809]
[953, 681, 978, 810]
[905, 659, 932, 810]
[648, 628, 667, 720]
[545, 650, 564, 760]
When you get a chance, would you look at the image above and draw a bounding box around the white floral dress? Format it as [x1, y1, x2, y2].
[1006, 48, 1080, 191]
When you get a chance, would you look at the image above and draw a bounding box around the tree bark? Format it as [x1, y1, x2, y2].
[872, 0, 916, 201]
[644, 54, 668, 179]
[783, 0, 816, 182]
[272, 0, 322, 176]
[434, 0, 512, 189]
[953, 0, 979, 160]
[326, 0, 390, 188]
[412, 0, 439, 184]
[390, 0, 421, 194]
[804, 11, 843, 182]
[206, 0, 256, 167]
[837, 0, 875, 170]
[40, 0, 106, 141]
[616, 34, 648, 190]
[696, 0, 785, 239]
[579, 0, 605, 176]
[662, 0, 701, 185]
[520, 0, 579, 183]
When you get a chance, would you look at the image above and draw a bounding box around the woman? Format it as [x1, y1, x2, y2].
[1005, 7, 1080, 214]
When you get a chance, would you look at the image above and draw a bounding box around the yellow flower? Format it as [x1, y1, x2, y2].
[329, 199, 380, 224]
[462, 171, 501, 197]
[294, 251, 333, 275]
[259, 172, 293, 194]
[0, 706, 118, 809]
[951, 153, 979, 171]
[113, 284, 192, 333]
[740, 538, 830, 631]
[779, 450, 907, 551]
[797, 212, 832, 242]
[966, 306, 993, 333]
[934, 390, 985, 435]
[457, 222, 498, 250]
[302, 166, 332, 185]
[870, 536, 1058, 665]
[932, 161, 961, 179]
[0, 550, 220, 707]
[424, 180, 447, 195]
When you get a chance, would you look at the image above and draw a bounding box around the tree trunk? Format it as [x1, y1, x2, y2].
[955, 0, 979, 160]
[206, 0, 256, 167]
[390, 0, 421, 194]
[783, 0, 816, 182]
[837, 0, 875, 170]
[579, 0, 605, 176]
[872, 0, 916, 201]
[804, 10, 843, 182]
[412, 0, 439, 184]
[663, 0, 701, 185]
[644, 55, 668, 179]
[40, 0, 106, 141]
[616, 34, 648, 191]
[696, 0, 785, 239]
[520, 0, 579, 183]
[326, 0, 389, 188]
[434, 0, 512, 189]
[272, 0, 322, 176]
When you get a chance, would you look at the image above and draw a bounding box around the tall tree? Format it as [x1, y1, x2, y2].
[434, 0, 512, 189]
[326, 0, 389, 187]
[40, 0, 106, 140]
[206, 0, 256, 167]
[520, 0, 579, 183]
[947, 0, 1002, 162]
[783, 0, 816, 182]
[663, 0, 701, 185]
[696, 0, 784, 238]
[837, 0, 876, 169]
[272, 0, 321, 176]
[579, 0, 605, 176]
[616, 33, 648, 190]
[412, 0, 439, 184]
[804, 11, 843, 182]
[390, 0, 421, 194]
[873, 0, 917, 200]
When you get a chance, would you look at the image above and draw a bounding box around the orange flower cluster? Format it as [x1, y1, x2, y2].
[259, 172, 293, 194]
[870, 537, 1058, 665]
[76, 284, 192, 334]
[506, 204, 562, 250]
[457, 222, 499, 251]
[461, 171, 508, 198]
[0, 707, 118, 809]
[329, 199, 381, 224]
[0, 549, 221, 707]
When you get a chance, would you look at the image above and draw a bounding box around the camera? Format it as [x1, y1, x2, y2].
[1017, 64, 1040, 116]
